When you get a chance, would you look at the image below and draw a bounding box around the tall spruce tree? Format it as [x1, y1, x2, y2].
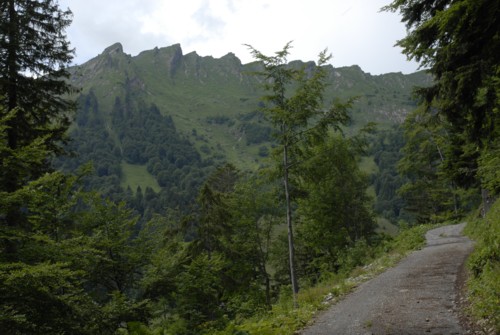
[0, 0, 74, 172]
[384, 0, 500, 206]
[0, 0, 74, 257]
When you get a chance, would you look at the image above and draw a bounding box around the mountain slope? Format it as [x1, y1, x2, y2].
[68, 43, 431, 169]
[60, 43, 432, 217]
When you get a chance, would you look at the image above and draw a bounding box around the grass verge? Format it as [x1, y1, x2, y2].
[464, 199, 500, 334]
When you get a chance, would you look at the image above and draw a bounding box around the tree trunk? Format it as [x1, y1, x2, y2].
[255, 219, 272, 308]
[283, 142, 299, 308]
[261, 262, 272, 308]
[481, 188, 494, 218]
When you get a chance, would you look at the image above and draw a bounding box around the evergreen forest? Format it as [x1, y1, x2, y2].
[0, 0, 498, 334]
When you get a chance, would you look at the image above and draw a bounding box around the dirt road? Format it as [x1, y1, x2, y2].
[301, 223, 473, 335]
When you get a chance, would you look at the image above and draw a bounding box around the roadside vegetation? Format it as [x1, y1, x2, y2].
[464, 199, 500, 333]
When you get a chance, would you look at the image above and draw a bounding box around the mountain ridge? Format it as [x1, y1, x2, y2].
[80, 42, 420, 77]
[69, 42, 431, 140]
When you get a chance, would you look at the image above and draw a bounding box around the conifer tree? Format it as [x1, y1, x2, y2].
[0, 0, 75, 257]
[384, 0, 500, 203]
[0, 0, 74, 156]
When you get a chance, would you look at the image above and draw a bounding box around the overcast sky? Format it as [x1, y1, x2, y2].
[58, 0, 421, 75]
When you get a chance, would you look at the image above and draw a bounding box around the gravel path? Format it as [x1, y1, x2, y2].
[301, 223, 474, 335]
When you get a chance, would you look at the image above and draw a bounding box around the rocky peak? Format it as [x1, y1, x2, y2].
[103, 42, 124, 56]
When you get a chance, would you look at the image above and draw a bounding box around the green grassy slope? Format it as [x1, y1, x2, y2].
[121, 162, 161, 193]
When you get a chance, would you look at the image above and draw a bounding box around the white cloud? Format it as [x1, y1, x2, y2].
[59, 0, 419, 74]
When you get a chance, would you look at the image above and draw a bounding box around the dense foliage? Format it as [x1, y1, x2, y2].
[0, 2, 95, 331]
[0, 0, 74, 151]
[369, 126, 408, 223]
[295, 136, 376, 279]
[0, 1, 148, 332]
[385, 0, 500, 199]
[0, 0, 75, 258]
